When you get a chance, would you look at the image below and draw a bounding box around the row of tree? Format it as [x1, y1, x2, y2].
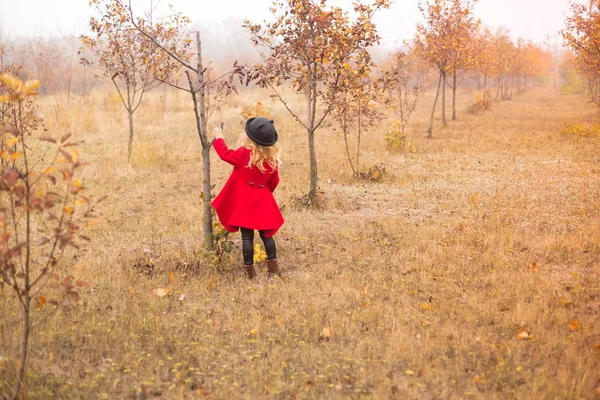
[413, 0, 553, 137]
[2, 0, 556, 251]
[563, 0, 600, 103]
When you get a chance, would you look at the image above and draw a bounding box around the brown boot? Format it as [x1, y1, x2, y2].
[243, 264, 256, 279]
[266, 259, 282, 279]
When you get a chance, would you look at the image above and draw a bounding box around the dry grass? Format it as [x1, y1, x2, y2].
[1, 84, 599, 399]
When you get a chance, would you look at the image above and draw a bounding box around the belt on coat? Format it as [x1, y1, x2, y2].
[248, 181, 266, 188]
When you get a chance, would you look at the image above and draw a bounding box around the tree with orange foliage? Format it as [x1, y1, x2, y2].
[471, 27, 496, 103]
[563, 0, 600, 103]
[80, 0, 183, 164]
[414, 0, 478, 137]
[246, 0, 390, 205]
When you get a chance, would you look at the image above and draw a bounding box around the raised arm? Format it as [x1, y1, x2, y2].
[212, 138, 247, 167]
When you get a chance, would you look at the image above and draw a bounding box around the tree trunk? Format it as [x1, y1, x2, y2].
[452, 69, 457, 121]
[127, 109, 134, 165]
[201, 144, 213, 251]
[427, 70, 443, 139]
[195, 31, 213, 251]
[342, 113, 356, 176]
[483, 74, 488, 101]
[495, 77, 501, 100]
[12, 297, 30, 400]
[356, 106, 361, 173]
[307, 128, 318, 203]
[441, 71, 447, 127]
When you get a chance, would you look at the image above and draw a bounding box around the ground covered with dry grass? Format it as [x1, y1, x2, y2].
[1, 86, 599, 399]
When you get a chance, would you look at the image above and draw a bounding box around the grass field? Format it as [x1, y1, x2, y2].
[1, 84, 599, 399]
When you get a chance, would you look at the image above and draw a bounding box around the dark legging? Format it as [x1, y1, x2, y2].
[240, 228, 276, 265]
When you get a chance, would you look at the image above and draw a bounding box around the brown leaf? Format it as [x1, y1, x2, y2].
[3, 169, 19, 186]
[68, 291, 79, 301]
[60, 277, 73, 288]
[60, 133, 72, 143]
[75, 280, 89, 288]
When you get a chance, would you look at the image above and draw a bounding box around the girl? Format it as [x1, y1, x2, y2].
[211, 117, 284, 279]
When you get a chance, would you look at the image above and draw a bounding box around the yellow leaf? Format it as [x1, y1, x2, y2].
[6, 137, 19, 147]
[470, 193, 479, 205]
[405, 370, 414, 376]
[43, 166, 57, 174]
[321, 327, 333, 338]
[71, 149, 79, 164]
[9, 152, 22, 161]
[516, 329, 533, 340]
[568, 319, 581, 332]
[247, 328, 258, 336]
[472, 373, 485, 383]
[169, 271, 175, 285]
[421, 302, 435, 311]
[63, 206, 74, 215]
[152, 288, 171, 297]
[0, 74, 23, 91]
[128, 286, 136, 295]
[23, 79, 41, 94]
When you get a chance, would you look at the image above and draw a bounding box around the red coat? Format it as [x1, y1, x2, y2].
[211, 138, 284, 238]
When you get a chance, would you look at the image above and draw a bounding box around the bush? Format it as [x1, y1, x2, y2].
[467, 89, 493, 115]
[562, 123, 600, 137]
[240, 101, 271, 122]
[384, 120, 415, 153]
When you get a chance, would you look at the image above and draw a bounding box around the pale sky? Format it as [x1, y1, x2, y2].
[0, 0, 571, 48]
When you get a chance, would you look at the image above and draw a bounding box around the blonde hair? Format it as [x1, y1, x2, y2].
[238, 134, 281, 172]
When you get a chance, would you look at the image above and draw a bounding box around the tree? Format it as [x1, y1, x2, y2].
[562, 0, 600, 104]
[80, 0, 180, 164]
[0, 74, 98, 400]
[331, 67, 388, 176]
[126, 1, 250, 251]
[471, 27, 496, 103]
[246, 0, 390, 205]
[387, 51, 423, 134]
[414, 0, 478, 137]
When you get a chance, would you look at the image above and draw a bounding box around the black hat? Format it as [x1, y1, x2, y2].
[245, 117, 278, 146]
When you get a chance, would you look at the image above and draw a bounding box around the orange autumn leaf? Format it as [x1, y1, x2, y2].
[36, 296, 46, 310]
[568, 319, 581, 331]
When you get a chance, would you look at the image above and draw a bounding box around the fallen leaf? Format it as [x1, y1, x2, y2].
[152, 288, 171, 297]
[528, 262, 538, 272]
[516, 329, 533, 340]
[247, 329, 258, 336]
[405, 370, 414, 376]
[421, 302, 435, 311]
[178, 293, 186, 303]
[36, 296, 46, 310]
[568, 319, 581, 331]
[321, 327, 333, 339]
[472, 373, 485, 383]
[128, 287, 136, 295]
[169, 271, 175, 285]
